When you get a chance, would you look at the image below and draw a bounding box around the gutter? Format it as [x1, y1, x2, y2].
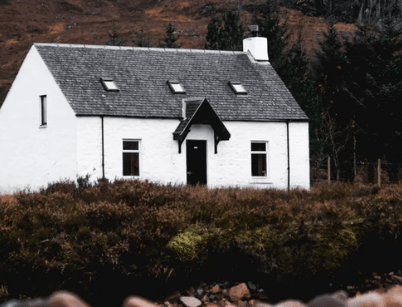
[101, 116, 105, 179]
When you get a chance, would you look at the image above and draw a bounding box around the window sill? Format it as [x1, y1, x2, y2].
[249, 177, 272, 184]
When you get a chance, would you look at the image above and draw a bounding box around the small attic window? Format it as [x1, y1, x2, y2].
[228, 81, 247, 95]
[100, 78, 119, 91]
[167, 81, 185, 94]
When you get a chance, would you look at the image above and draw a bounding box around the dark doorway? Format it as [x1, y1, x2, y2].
[186, 140, 207, 185]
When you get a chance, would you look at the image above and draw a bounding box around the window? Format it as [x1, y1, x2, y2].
[228, 81, 247, 95]
[167, 81, 185, 94]
[123, 140, 140, 176]
[251, 141, 267, 177]
[40, 95, 47, 126]
[100, 78, 119, 91]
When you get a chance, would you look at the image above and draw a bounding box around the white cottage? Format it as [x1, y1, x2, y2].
[0, 37, 310, 193]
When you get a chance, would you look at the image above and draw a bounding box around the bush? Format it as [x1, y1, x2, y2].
[1, 180, 402, 304]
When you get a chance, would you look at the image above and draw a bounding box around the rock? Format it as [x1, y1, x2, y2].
[180, 297, 202, 307]
[389, 272, 395, 276]
[165, 291, 181, 302]
[307, 294, 346, 307]
[332, 291, 348, 302]
[218, 300, 226, 307]
[384, 285, 402, 307]
[202, 295, 210, 304]
[392, 275, 402, 283]
[248, 282, 257, 291]
[248, 300, 257, 307]
[209, 294, 216, 301]
[211, 285, 222, 294]
[276, 300, 306, 307]
[48, 291, 90, 307]
[257, 292, 269, 300]
[196, 289, 205, 299]
[346, 292, 383, 307]
[238, 300, 247, 307]
[222, 289, 229, 299]
[205, 304, 219, 307]
[123, 297, 159, 307]
[229, 283, 251, 302]
[164, 302, 170, 305]
[187, 288, 196, 297]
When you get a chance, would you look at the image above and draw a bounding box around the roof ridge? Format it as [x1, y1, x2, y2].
[33, 43, 245, 55]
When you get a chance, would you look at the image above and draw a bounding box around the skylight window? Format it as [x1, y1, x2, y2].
[228, 81, 247, 95]
[167, 81, 186, 94]
[100, 78, 119, 91]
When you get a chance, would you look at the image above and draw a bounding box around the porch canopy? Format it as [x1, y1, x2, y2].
[173, 98, 230, 153]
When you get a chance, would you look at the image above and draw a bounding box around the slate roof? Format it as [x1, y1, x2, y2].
[34, 43, 308, 121]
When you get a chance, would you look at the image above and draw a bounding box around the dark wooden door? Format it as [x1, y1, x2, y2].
[186, 140, 207, 185]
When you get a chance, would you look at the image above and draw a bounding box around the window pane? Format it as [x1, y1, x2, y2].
[251, 143, 266, 152]
[104, 80, 118, 90]
[233, 83, 246, 93]
[123, 152, 139, 176]
[123, 141, 139, 150]
[251, 153, 267, 176]
[41, 96, 47, 126]
[171, 83, 184, 92]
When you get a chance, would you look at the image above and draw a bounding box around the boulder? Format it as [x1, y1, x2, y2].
[229, 283, 251, 302]
[276, 301, 306, 307]
[346, 292, 383, 307]
[308, 294, 346, 307]
[180, 297, 202, 307]
[211, 285, 222, 294]
[48, 291, 90, 307]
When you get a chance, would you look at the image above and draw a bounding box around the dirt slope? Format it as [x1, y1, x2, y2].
[0, 0, 356, 105]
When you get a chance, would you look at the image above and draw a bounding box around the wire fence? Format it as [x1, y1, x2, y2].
[311, 158, 402, 186]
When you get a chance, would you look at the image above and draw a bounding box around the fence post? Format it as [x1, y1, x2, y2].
[378, 158, 381, 187]
[328, 156, 331, 184]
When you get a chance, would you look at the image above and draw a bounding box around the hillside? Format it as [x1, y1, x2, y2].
[0, 0, 356, 105]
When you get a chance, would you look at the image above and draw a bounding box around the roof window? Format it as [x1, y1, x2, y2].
[167, 81, 185, 94]
[100, 78, 119, 91]
[228, 81, 247, 95]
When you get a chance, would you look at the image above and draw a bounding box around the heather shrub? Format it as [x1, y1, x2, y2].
[2, 180, 402, 304]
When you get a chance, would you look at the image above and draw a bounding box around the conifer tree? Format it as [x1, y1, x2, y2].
[106, 21, 126, 46]
[252, 0, 289, 71]
[341, 21, 402, 178]
[205, 10, 245, 51]
[133, 27, 151, 47]
[159, 22, 181, 48]
[314, 22, 351, 180]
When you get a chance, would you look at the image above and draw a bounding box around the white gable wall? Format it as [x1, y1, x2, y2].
[0, 46, 77, 193]
[76, 116, 309, 189]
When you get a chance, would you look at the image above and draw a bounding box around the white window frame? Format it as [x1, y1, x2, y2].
[228, 81, 247, 95]
[122, 139, 141, 177]
[251, 141, 269, 178]
[100, 78, 120, 91]
[40, 95, 47, 127]
[167, 81, 186, 94]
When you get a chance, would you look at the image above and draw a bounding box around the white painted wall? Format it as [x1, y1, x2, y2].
[77, 117, 310, 189]
[0, 46, 78, 193]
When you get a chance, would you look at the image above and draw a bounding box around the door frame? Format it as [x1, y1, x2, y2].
[186, 140, 207, 185]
